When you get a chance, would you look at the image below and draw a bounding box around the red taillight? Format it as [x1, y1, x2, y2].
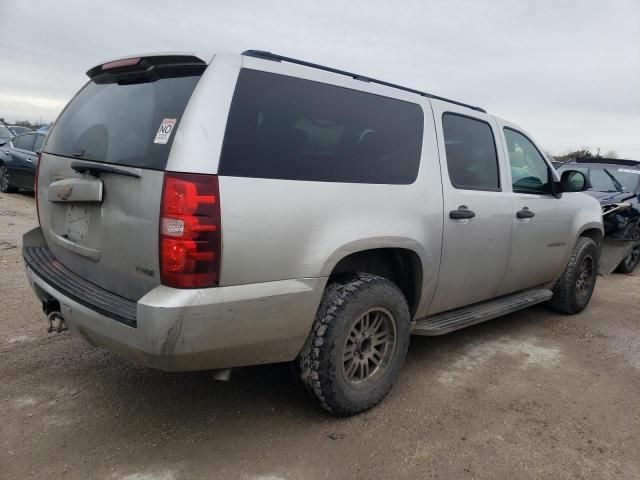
[35, 152, 41, 225]
[160, 172, 221, 288]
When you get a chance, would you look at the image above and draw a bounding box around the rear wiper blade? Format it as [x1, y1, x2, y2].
[71, 161, 141, 178]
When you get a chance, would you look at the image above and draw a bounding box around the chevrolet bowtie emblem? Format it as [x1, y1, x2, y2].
[58, 184, 73, 201]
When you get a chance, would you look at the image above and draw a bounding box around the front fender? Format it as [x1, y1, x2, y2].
[572, 193, 604, 246]
[577, 221, 605, 245]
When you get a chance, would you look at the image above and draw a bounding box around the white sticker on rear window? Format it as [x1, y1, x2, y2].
[154, 118, 177, 144]
[618, 168, 640, 174]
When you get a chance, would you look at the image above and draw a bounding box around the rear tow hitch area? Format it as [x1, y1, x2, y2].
[43, 298, 67, 334]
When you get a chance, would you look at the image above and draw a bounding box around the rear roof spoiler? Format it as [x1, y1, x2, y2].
[86, 54, 208, 80]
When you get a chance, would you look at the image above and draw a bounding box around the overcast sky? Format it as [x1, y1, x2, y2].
[0, 0, 638, 157]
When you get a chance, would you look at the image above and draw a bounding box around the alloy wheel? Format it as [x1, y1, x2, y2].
[342, 307, 397, 388]
[575, 254, 594, 300]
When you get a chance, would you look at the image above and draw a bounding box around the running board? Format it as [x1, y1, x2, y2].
[412, 288, 553, 336]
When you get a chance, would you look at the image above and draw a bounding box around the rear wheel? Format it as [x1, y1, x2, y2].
[0, 166, 18, 193]
[295, 272, 411, 416]
[615, 226, 640, 274]
[548, 236, 599, 314]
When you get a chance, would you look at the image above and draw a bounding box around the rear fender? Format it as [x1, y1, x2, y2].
[319, 237, 434, 318]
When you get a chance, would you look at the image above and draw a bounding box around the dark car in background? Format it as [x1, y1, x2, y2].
[0, 124, 14, 146]
[0, 131, 46, 193]
[9, 125, 33, 136]
[558, 158, 640, 273]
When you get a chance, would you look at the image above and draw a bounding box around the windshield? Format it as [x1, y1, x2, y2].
[559, 165, 640, 193]
[45, 71, 202, 170]
[0, 125, 13, 138]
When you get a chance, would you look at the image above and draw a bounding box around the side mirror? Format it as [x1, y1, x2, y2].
[560, 170, 590, 192]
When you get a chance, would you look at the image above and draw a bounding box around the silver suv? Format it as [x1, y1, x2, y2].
[23, 50, 603, 415]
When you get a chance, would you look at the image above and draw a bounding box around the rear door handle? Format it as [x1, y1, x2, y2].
[449, 206, 476, 220]
[516, 207, 535, 219]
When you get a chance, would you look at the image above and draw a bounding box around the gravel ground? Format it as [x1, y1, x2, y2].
[1, 192, 639, 480]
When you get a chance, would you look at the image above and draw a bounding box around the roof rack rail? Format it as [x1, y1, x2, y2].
[242, 50, 487, 113]
[575, 157, 640, 167]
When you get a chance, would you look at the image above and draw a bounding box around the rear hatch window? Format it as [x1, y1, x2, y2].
[45, 57, 205, 170]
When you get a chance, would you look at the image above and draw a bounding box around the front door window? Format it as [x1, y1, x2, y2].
[504, 128, 551, 194]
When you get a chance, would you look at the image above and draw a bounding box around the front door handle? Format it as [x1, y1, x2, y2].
[516, 207, 535, 219]
[449, 205, 476, 220]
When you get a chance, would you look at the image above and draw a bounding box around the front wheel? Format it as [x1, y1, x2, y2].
[548, 236, 599, 314]
[295, 272, 411, 416]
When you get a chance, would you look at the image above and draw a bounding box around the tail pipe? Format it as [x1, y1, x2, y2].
[43, 298, 67, 334]
[47, 311, 67, 334]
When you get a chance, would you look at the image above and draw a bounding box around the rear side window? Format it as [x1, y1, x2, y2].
[442, 113, 500, 191]
[13, 133, 36, 151]
[219, 69, 424, 184]
[45, 71, 202, 170]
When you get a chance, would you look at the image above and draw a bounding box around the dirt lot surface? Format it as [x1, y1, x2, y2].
[1, 192, 639, 480]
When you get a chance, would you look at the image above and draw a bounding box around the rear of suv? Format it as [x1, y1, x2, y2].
[23, 51, 603, 416]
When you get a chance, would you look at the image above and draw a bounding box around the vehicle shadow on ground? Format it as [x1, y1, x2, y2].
[66, 302, 561, 436]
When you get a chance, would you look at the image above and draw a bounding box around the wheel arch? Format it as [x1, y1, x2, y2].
[578, 225, 604, 250]
[324, 243, 425, 317]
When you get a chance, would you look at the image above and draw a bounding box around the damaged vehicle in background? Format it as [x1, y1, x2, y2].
[558, 158, 640, 273]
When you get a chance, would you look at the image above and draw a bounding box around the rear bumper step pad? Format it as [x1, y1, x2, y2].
[23, 246, 137, 327]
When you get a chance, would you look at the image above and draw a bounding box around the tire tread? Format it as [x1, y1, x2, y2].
[296, 272, 409, 416]
[549, 236, 598, 314]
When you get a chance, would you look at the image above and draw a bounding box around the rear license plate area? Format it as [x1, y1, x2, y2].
[65, 204, 90, 243]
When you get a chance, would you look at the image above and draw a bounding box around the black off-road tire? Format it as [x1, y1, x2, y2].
[548, 236, 599, 314]
[614, 226, 640, 274]
[295, 272, 411, 416]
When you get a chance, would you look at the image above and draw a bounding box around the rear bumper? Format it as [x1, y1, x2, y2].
[23, 227, 324, 371]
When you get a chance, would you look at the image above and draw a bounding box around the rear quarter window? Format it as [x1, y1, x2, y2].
[219, 69, 424, 184]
